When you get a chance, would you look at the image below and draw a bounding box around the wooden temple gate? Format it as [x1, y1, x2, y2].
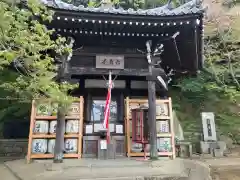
[26, 0, 204, 161]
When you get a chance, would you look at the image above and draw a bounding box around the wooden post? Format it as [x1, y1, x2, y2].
[168, 98, 176, 159]
[26, 100, 36, 163]
[146, 41, 158, 159]
[125, 97, 130, 157]
[78, 96, 84, 158]
[53, 105, 66, 163]
[148, 66, 158, 159]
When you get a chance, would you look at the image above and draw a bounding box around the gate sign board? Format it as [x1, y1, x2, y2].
[201, 112, 217, 141]
[96, 55, 124, 69]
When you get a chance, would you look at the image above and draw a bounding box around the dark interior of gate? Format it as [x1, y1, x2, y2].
[42, 0, 204, 157]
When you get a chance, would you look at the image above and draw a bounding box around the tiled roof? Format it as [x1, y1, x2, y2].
[40, 0, 205, 16]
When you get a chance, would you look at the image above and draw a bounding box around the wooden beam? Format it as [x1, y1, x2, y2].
[69, 67, 158, 76]
[52, 9, 202, 23]
[73, 52, 146, 58]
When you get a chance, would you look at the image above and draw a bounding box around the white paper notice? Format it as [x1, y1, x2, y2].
[94, 124, 103, 132]
[85, 125, 93, 134]
[100, 140, 107, 149]
[116, 125, 123, 134]
[109, 124, 115, 132]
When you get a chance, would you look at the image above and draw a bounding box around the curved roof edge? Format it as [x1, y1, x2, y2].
[39, 0, 206, 16]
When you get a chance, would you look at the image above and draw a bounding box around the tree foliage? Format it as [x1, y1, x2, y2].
[0, 0, 77, 110]
[84, 0, 180, 10]
[172, 5, 240, 143]
[0, 0, 79, 138]
[176, 7, 240, 101]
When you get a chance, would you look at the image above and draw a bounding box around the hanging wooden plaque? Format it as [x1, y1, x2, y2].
[96, 55, 124, 69]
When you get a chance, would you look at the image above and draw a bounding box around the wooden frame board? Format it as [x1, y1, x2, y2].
[27, 97, 84, 163]
[125, 97, 175, 159]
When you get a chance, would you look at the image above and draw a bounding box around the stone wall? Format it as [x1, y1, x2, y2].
[0, 139, 28, 158]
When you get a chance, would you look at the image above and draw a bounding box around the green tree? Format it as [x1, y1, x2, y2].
[173, 8, 240, 143]
[86, 0, 180, 10]
[0, 0, 77, 162]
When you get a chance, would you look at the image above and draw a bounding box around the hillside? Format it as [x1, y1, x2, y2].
[173, 0, 240, 148]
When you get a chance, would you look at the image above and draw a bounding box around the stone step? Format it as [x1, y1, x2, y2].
[71, 176, 188, 180]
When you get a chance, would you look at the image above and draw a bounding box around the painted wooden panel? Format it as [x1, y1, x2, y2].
[49, 121, 57, 134]
[156, 103, 169, 116]
[115, 140, 125, 155]
[32, 139, 47, 154]
[157, 137, 172, 152]
[33, 121, 49, 134]
[156, 120, 170, 133]
[36, 103, 51, 116]
[67, 103, 80, 116]
[82, 137, 98, 157]
[66, 120, 79, 133]
[65, 139, 78, 153]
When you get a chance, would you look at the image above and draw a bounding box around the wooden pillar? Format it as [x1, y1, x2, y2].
[194, 25, 199, 71]
[118, 93, 124, 122]
[199, 18, 204, 69]
[146, 41, 158, 159]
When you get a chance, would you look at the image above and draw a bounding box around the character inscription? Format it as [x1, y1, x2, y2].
[96, 55, 124, 69]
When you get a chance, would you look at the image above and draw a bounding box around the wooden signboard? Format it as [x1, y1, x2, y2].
[27, 97, 84, 163]
[96, 54, 124, 69]
[124, 97, 175, 159]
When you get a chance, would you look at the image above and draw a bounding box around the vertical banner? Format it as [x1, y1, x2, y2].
[103, 71, 112, 144]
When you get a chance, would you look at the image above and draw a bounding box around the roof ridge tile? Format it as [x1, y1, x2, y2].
[39, 0, 204, 16]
